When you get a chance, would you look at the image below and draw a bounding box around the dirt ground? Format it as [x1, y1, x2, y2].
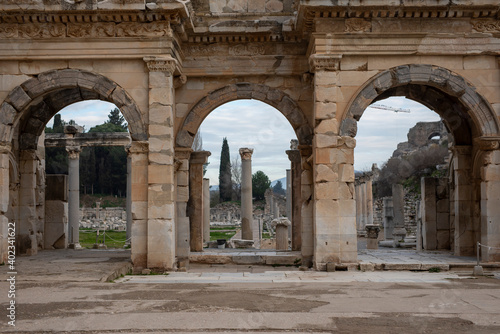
[1, 249, 499, 333]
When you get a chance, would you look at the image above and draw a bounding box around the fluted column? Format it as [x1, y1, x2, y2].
[239, 148, 254, 240]
[67, 146, 82, 249]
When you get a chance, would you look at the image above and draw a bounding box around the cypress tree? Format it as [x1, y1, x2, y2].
[219, 137, 232, 202]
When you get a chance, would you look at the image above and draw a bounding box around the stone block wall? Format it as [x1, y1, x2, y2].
[421, 177, 450, 250]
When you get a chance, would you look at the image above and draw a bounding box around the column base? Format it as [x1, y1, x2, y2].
[69, 243, 83, 250]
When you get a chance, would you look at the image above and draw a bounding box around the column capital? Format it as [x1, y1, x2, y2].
[309, 54, 342, 73]
[474, 137, 500, 151]
[125, 141, 149, 155]
[0, 142, 11, 154]
[66, 146, 81, 160]
[451, 145, 472, 156]
[143, 55, 179, 75]
[239, 148, 254, 161]
[190, 150, 211, 164]
[175, 147, 193, 160]
[286, 149, 301, 163]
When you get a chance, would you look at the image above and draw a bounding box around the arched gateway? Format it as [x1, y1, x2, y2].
[1, 1, 500, 270]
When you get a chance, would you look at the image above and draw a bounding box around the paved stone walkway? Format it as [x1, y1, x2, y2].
[117, 270, 465, 284]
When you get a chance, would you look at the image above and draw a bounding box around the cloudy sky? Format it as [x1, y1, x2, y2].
[53, 97, 440, 185]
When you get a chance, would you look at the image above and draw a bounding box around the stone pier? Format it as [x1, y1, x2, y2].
[188, 151, 211, 252]
[239, 148, 254, 241]
[392, 184, 407, 243]
[125, 149, 132, 245]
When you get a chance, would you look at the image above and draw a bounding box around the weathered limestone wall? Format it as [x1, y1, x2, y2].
[311, 54, 357, 270]
[480, 150, 500, 261]
[0, 60, 148, 118]
[145, 57, 177, 270]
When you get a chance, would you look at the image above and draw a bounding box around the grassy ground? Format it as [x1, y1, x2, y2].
[79, 229, 128, 249]
[210, 231, 236, 241]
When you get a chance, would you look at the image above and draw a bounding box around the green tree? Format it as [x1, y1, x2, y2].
[45, 113, 68, 174]
[252, 170, 271, 200]
[219, 137, 232, 202]
[272, 180, 286, 196]
[107, 107, 127, 129]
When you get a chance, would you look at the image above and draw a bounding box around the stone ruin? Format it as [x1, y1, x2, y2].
[356, 121, 452, 250]
[2, 1, 500, 271]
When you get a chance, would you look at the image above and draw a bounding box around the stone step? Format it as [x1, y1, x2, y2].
[189, 251, 301, 266]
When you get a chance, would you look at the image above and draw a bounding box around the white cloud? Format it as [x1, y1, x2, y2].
[46, 100, 117, 130]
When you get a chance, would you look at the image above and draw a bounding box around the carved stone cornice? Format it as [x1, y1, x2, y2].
[239, 148, 254, 161]
[174, 74, 187, 88]
[471, 20, 500, 33]
[144, 55, 178, 74]
[345, 18, 371, 33]
[66, 146, 81, 160]
[0, 21, 173, 39]
[126, 141, 149, 155]
[309, 54, 342, 73]
[474, 137, 500, 151]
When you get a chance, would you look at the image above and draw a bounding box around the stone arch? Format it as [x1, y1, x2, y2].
[176, 82, 313, 148]
[0, 68, 147, 149]
[340, 64, 499, 145]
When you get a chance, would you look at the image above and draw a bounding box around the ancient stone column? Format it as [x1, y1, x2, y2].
[366, 178, 374, 225]
[67, 146, 82, 249]
[273, 201, 279, 219]
[144, 56, 178, 269]
[383, 197, 394, 240]
[188, 151, 211, 252]
[286, 169, 292, 220]
[392, 184, 407, 242]
[175, 148, 192, 270]
[355, 181, 362, 234]
[360, 181, 367, 233]
[452, 146, 474, 256]
[125, 148, 132, 245]
[272, 217, 291, 251]
[286, 146, 302, 251]
[127, 141, 149, 269]
[239, 148, 254, 241]
[365, 224, 381, 249]
[203, 178, 210, 244]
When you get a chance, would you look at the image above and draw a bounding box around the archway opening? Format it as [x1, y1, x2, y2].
[343, 65, 499, 259]
[189, 99, 299, 252]
[42, 100, 131, 251]
[4, 69, 144, 256]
